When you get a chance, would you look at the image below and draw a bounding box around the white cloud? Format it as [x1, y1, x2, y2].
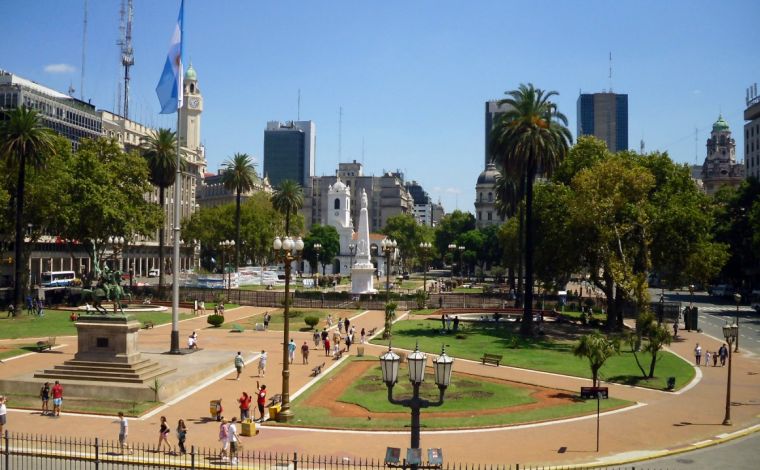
[692, 89, 702, 95]
[44, 63, 75, 74]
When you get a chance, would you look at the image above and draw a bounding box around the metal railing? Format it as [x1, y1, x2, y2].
[0, 431, 664, 470]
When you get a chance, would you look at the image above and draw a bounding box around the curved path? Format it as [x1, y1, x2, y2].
[1, 307, 759, 467]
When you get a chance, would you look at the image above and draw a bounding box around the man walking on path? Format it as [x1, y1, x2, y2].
[694, 343, 702, 366]
[117, 411, 131, 454]
[228, 417, 239, 465]
[234, 352, 244, 380]
[51, 381, 63, 416]
[258, 350, 267, 377]
[256, 383, 267, 422]
[288, 339, 296, 364]
[301, 341, 310, 364]
[719, 344, 728, 366]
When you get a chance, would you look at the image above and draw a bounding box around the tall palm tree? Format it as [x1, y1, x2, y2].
[490, 83, 572, 336]
[221, 153, 257, 271]
[142, 128, 184, 296]
[494, 169, 525, 297]
[0, 107, 56, 314]
[271, 180, 304, 237]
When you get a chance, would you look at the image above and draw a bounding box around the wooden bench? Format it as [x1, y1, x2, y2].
[36, 337, 56, 352]
[142, 321, 155, 329]
[231, 323, 244, 333]
[368, 327, 378, 337]
[481, 353, 502, 366]
[311, 362, 326, 376]
[267, 394, 282, 407]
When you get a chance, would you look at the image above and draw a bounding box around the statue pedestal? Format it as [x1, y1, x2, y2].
[74, 314, 142, 364]
[351, 264, 377, 294]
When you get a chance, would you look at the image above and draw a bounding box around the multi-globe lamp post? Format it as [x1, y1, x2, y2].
[313, 243, 322, 278]
[419, 242, 431, 305]
[722, 322, 739, 425]
[272, 235, 304, 422]
[381, 238, 397, 302]
[379, 343, 453, 468]
[447, 244, 465, 285]
[218, 240, 235, 302]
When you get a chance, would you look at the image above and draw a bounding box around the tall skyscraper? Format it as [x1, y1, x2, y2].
[263, 120, 316, 188]
[484, 100, 513, 168]
[576, 92, 628, 152]
[744, 82, 760, 179]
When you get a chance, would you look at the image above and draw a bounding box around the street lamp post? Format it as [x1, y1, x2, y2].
[419, 242, 431, 304]
[219, 240, 235, 302]
[458, 245, 465, 284]
[379, 344, 453, 469]
[722, 322, 738, 425]
[689, 284, 695, 307]
[313, 243, 322, 278]
[381, 239, 397, 302]
[272, 235, 304, 422]
[733, 293, 741, 353]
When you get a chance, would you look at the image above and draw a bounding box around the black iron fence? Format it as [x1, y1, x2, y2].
[0, 431, 664, 470]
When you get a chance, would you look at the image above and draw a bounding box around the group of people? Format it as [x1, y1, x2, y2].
[314, 323, 361, 359]
[693, 342, 730, 367]
[187, 331, 199, 349]
[233, 350, 268, 378]
[192, 300, 206, 316]
[39, 381, 64, 416]
[440, 314, 460, 333]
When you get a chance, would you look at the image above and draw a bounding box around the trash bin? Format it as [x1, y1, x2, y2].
[667, 377, 676, 391]
[210, 400, 221, 419]
[241, 419, 256, 436]
[268, 403, 281, 421]
[357, 346, 365, 357]
[690, 307, 699, 331]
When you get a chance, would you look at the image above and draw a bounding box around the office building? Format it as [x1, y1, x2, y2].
[577, 92, 628, 152]
[474, 163, 504, 228]
[700, 115, 745, 195]
[745, 83, 760, 179]
[263, 120, 316, 188]
[405, 181, 433, 226]
[484, 100, 513, 168]
[197, 169, 272, 209]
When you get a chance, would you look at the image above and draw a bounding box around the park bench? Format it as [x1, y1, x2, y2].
[231, 323, 244, 333]
[368, 327, 378, 337]
[142, 320, 155, 329]
[36, 337, 56, 352]
[311, 362, 326, 376]
[334, 349, 344, 360]
[267, 394, 282, 407]
[480, 353, 502, 367]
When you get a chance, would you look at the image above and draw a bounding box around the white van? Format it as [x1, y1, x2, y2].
[148, 268, 160, 278]
[41, 271, 76, 287]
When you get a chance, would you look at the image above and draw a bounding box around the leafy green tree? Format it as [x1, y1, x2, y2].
[573, 331, 620, 387]
[221, 153, 257, 271]
[628, 310, 673, 379]
[433, 210, 475, 267]
[494, 170, 524, 293]
[490, 83, 572, 335]
[271, 180, 304, 237]
[553, 135, 610, 185]
[142, 128, 184, 295]
[383, 213, 432, 271]
[713, 178, 760, 288]
[0, 107, 57, 312]
[303, 224, 340, 275]
[531, 182, 577, 289]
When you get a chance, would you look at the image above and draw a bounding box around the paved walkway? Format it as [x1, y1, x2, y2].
[2, 308, 759, 467]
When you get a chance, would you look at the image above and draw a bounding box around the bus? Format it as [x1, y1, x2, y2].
[40, 271, 76, 288]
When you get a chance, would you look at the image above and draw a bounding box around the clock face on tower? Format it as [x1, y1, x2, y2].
[189, 97, 200, 109]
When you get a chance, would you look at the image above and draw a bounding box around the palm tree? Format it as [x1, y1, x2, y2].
[221, 153, 257, 271]
[271, 180, 304, 237]
[494, 169, 525, 297]
[573, 331, 620, 387]
[490, 83, 572, 336]
[0, 107, 56, 314]
[142, 128, 184, 296]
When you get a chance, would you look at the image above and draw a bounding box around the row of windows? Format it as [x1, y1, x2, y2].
[478, 192, 493, 202]
[0, 92, 19, 108]
[745, 123, 760, 138]
[477, 211, 505, 222]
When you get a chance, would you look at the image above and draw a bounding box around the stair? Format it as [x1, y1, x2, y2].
[34, 359, 175, 384]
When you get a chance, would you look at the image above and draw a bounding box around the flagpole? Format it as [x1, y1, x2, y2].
[170, 105, 182, 354]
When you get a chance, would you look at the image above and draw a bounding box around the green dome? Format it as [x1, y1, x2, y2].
[185, 63, 197, 81]
[713, 114, 730, 132]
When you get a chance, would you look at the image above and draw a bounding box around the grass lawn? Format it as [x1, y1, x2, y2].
[409, 309, 440, 316]
[5, 393, 158, 417]
[372, 320, 694, 391]
[221, 308, 339, 332]
[453, 286, 483, 293]
[560, 310, 607, 321]
[399, 280, 423, 289]
[0, 344, 38, 360]
[0, 310, 193, 340]
[287, 357, 631, 430]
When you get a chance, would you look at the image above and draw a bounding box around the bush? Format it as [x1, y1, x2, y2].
[304, 315, 319, 329]
[207, 314, 225, 327]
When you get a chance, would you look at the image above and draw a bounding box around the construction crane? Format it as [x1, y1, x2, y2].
[117, 0, 135, 119]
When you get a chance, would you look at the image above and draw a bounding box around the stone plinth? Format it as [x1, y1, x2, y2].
[351, 265, 377, 294]
[74, 314, 142, 364]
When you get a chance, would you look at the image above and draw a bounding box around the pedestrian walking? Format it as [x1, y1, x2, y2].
[263, 311, 271, 330]
[234, 352, 244, 380]
[117, 411, 131, 454]
[672, 319, 678, 338]
[218, 418, 229, 461]
[360, 327, 366, 344]
[344, 317, 350, 332]
[288, 339, 296, 364]
[324, 337, 331, 356]
[719, 344, 728, 366]
[193, 300, 198, 316]
[199, 300, 206, 315]
[705, 350, 711, 367]
[712, 351, 719, 367]
[345, 333, 352, 352]
[441, 313, 446, 330]
[446, 315, 452, 331]
[258, 350, 267, 377]
[256, 382, 267, 422]
[40, 382, 50, 415]
[51, 380, 63, 416]
[228, 417, 240, 465]
[453, 316, 460, 332]
[338, 317, 344, 333]
[176, 419, 187, 455]
[214, 399, 223, 422]
[0, 396, 7, 436]
[694, 343, 702, 366]
[326, 314, 333, 328]
[313, 330, 320, 347]
[238, 392, 251, 421]
[301, 341, 310, 364]
[157, 416, 171, 452]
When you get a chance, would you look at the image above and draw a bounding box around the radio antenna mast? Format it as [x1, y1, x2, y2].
[608, 51, 613, 92]
[117, 0, 135, 118]
[80, 0, 88, 100]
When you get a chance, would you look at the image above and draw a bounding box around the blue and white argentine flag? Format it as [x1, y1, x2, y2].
[155, 0, 184, 114]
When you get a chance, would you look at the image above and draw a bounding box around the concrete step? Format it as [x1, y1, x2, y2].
[54, 360, 161, 375]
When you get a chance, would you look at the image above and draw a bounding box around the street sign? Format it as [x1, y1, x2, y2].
[580, 386, 608, 399]
[385, 447, 401, 464]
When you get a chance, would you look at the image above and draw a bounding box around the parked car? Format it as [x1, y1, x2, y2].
[710, 284, 735, 298]
[148, 268, 160, 278]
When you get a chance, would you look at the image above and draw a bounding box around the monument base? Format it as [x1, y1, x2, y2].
[351, 265, 377, 294]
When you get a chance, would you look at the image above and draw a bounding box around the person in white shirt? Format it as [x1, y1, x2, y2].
[228, 417, 239, 465]
[117, 411, 131, 454]
[0, 395, 7, 436]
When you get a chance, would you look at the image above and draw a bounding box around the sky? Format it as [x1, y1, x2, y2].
[2, 0, 759, 213]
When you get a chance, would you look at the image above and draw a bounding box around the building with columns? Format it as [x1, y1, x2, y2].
[699, 115, 746, 195]
[474, 162, 504, 228]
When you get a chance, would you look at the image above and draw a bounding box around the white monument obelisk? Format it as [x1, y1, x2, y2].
[351, 189, 377, 294]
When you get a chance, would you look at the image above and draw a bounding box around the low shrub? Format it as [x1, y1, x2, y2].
[304, 315, 319, 329]
[207, 314, 225, 327]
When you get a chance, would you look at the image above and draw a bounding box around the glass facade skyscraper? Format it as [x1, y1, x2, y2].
[576, 92, 628, 152]
[263, 120, 316, 188]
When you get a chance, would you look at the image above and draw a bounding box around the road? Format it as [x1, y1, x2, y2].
[636, 431, 760, 469]
[657, 289, 759, 356]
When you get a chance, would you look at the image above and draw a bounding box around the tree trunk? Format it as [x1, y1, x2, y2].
[521, 163, 536, 337]
[158, 186, 165, 298]
[592, 369, 598, 388]
[235, 190, 241, 271]
[602, 270, 615, 332]
[516, 181, 525, 307]
[615, 286, 625, 331]
[12, 153, 27, 315]
[648, 350, 658, 378]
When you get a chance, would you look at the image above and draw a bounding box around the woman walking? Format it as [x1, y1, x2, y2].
[176, 419, 187, 455]
[157, 416, 171, 452]
[218, 418, 229, 461]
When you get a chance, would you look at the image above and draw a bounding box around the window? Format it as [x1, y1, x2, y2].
[487, 212, 492, 221]
[488, 192, 493, 202]
[334, 198, 340, 210]
[478, 211, 482, 220]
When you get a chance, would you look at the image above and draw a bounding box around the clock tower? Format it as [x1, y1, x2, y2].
[180, 63, 202, 150]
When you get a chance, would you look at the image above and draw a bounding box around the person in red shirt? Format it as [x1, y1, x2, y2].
[256, 383, 266, 422]
[238, 392, 252, 421]
[51, 380, 63, 416]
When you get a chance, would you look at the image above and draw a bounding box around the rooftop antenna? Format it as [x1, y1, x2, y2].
[338, 106, 343, 164]
[80, 0, 88, 101]
[117, 0, 135, 119]
[639, 138, 645, 155]
[68, 83, 76, 97]
[608, 51, 613, 92]
[695, 127, 698, 164]
[361, 136, 365, 165]
[297, 89, 301, 121]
